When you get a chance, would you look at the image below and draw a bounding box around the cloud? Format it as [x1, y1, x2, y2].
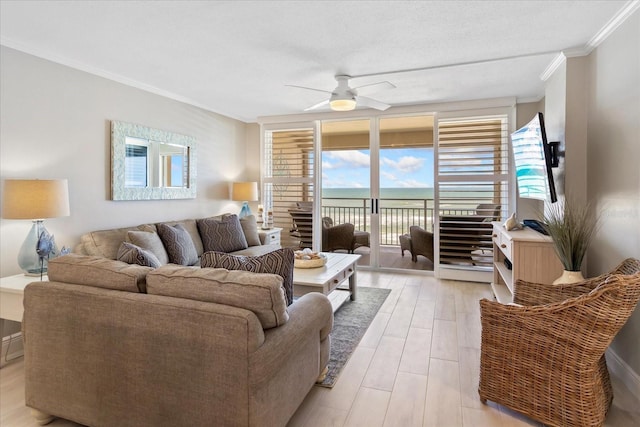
[322, 160, 335, 170]
[381, 156, 424, 173]
[325, 150, 370, 168]
[397, 178, 431, 188]
[381, 171, 397, 181]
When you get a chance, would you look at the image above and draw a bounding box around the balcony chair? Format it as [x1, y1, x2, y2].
[399, 225, 434, 263]
[321, 217, 354, 252]
[322, 217, 370, 253]
[478, 258, 640, 427]
[440, 203, 501, 265]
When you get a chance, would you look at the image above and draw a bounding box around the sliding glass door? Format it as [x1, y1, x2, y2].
[320, 115, 434, 271]
[261, 106, 512, 279]
[321, 119, 371, 266]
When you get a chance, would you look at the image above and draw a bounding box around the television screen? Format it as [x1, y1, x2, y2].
[511, 112, 557, 203]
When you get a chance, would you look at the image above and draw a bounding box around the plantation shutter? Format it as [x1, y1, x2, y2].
[437, 115, 509, 273]
[263, 126, 317, 249]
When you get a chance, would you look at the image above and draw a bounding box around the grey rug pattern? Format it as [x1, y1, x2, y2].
[317, 286, 391, 388]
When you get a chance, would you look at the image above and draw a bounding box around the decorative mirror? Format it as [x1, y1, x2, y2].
[111, 121, 197, 200]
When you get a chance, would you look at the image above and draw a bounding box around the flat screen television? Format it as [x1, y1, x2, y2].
[511, 112, 558, 203]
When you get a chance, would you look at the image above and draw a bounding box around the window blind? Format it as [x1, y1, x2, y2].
[263, 128, 316, 249]
[437, 116, 509, 269]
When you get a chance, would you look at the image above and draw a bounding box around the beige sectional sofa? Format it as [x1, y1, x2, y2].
[23, 214, 334, 426]
[75, 214, 278, 261]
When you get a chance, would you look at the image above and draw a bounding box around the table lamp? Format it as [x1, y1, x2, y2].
[231, 182, 258, 218]
[2, 179, 70, 275]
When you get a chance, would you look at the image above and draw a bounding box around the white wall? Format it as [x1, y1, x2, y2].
[544, 9, 640, 384]
[585, 10, 640, 377]
[0, 47, 251, 278]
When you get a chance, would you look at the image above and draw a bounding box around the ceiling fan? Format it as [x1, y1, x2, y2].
[286, 75, 396, 112]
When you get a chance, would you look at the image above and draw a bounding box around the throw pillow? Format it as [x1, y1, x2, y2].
[156, 223, 199, 265]
[201, 247, 295, 305]
[117, 242, 162, 268]
[240, 215, 261, 247]
[197, 214, 248, 253]
[127, 230, 169, 265]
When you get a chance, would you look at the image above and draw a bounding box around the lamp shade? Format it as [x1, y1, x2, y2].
[2, 179, 70, 220]
[231, 182, 258, 202]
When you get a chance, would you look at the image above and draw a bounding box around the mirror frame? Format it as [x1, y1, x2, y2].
[111, 120, 197, 200]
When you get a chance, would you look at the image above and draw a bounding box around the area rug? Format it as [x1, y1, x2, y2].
[317, 286, 391, 388]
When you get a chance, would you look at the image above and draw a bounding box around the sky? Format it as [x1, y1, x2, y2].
[322, 148, 434, 189]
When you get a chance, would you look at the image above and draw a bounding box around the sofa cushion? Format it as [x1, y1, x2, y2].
[197, 214, 248, 253]
[127, 230, 169, 265]
[156, 223, 199, 266]
[116, 242, 162, 268]
[79, 225, 151, 259]
[240, 215, 261, 247]
[156, 219, 204, 256]
[146, 265, 289, 329]
[48, 253, 152, 293]
[201, 248, 295, 305]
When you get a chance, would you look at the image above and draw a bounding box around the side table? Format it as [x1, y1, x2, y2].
[258, 227, 282, 246]
[1, 274, 47, 366]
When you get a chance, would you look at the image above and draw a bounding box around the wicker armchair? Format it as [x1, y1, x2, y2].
[478, 258, 640, 427]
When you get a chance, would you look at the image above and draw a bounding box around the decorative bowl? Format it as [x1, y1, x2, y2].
[294, 251, 327, 269]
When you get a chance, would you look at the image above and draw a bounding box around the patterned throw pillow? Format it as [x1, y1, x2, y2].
[201, 248, 295, 305]
[197, 214, 248, 253]
[156, 223, 199, 266]
[126, 230, 169, 265]
[117, 242, 162, 268]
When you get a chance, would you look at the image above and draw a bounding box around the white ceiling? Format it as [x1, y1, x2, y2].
[1, 1, 636, 123]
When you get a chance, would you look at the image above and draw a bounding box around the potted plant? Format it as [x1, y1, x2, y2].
[541, 197, 600, 285]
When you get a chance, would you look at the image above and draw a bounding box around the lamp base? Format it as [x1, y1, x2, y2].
[238, 202, 252, 219]
[17, 221, 58, 276]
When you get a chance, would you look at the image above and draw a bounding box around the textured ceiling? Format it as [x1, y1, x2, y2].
[0, 1, 635, 122]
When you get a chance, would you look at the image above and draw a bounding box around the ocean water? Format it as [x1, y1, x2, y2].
[322, 188, 434, 208]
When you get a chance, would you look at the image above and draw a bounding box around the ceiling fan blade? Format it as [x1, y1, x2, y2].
[304, 99, 330, 111]
[356, 96, 390, 111]
[353, 81, 396, 96]
[285, 84, 333, 95]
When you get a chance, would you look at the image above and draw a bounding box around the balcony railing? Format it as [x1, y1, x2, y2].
[321, 197, 477, 246]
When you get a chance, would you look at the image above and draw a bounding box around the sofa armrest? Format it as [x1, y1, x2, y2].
[253, 292, 333, 366]
[246, 292, 333, 426]
[249, 293, 332, 381]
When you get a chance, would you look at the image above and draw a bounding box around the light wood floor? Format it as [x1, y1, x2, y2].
[1, 271, 638, 427]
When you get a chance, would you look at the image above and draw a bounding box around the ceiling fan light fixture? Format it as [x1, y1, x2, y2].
[329, 97, 356, 111]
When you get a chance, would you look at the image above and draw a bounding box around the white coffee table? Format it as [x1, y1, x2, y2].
[293, 252, 360, 312]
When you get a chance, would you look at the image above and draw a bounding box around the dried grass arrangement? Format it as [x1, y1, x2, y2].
[542, 198, 600, 272]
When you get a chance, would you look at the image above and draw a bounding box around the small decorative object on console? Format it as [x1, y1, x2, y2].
[294, 248, 327, 268]
[503, 213, 522, 231]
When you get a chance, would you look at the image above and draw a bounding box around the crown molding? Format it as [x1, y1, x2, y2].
[586, 0, 640, 52]
[539, 0, 639, 81]
[540, 53, 567, 82]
